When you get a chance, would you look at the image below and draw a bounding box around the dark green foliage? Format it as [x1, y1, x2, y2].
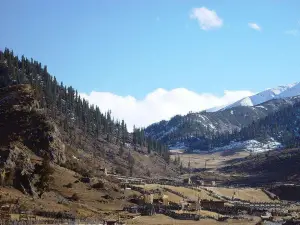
[132, 126, 170, 162]
[128, 153, 135, 177]
[118, 145, 124, 156]
[1, 48, 168, 159]
[146, 169, 151, 177]
[65, 183, 73, 188]
[92, 181, 105, 189]
[35, 156, 54, 197]
[6, 168, 15, 186]
[71, 193, 79, 201]
[199, 101, 300, 150]
[145, 98, 300, 151]
[115, 166, 127, 176]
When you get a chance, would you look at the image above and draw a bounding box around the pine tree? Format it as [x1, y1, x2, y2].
[35, 156, 54, 198]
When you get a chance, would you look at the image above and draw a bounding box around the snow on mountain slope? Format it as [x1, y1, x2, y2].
[206, 105, 226, 112]
[222, 82, 300, 110]
[211, 138, 283, 153]
[279, 82, 300, 98]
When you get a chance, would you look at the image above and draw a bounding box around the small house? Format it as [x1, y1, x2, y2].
[198, 180, 216, 186]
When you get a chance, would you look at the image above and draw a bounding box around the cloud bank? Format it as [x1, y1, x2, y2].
[190, 7, 223, 30]
[80, 88, 253, 131]
[248, 23, 261, 31]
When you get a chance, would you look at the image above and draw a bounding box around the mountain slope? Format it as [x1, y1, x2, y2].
[145, 97, 299, 149]
[196, 95, 300, 151]
[220, 148, 300, 185]
[222, 82, 300, 110]
[0, 49, 175, 177]
[0, 49, 179, 217]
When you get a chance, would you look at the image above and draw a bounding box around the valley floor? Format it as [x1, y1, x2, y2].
[126, 214, 261, 225]
[171, 150, 249, 170]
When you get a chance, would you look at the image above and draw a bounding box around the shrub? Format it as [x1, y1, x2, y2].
[115, 166, 126, 176]
[92, 181, 105, 189]
[64, 183, 73, 188]
[71, 193, 79, 201]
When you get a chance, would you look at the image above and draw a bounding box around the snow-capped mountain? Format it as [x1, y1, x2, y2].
[145, 81, 300, 153]
[222, 82, 300, 110]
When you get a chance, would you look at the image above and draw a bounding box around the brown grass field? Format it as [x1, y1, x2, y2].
[135, 183, 274, 203]
[126, 214, 260, 225]
[205, 187, 275, 202]
[171, 151, 250, 170]
[135, 184, 217, 201]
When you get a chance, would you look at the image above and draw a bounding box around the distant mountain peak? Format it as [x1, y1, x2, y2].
[221, 82, 300, 110]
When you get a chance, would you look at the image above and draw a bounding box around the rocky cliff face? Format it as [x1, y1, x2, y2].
[0, 85, 66, 195]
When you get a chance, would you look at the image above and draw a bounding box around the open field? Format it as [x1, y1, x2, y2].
[135, 184, 217, 201]
[205, 187, 275, 202]
[173, 209, 222, 218]
[126, 214, 260, 225]
[134, 184, 274, 203]
[172, 151, 250, 170]
[163, 185, 218, 201]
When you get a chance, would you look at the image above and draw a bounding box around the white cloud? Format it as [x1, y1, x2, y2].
[285, 29, 300, 36]
[248, 23, 261, 31]
[80, 88, 253, 131]
[190, 7, 223, 30]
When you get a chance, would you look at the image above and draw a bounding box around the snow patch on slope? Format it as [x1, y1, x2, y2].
[169, 142, 188, 150]
[222, 82, 300, 110]
[211, 138, 283, 153]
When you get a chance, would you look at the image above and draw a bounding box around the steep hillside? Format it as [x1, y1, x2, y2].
[0, 49, 178, 217]
[220, 148, 300, 185]
[0, 49, 175, 177]
[205, 95, 300, 151]
[145, 97, 299, 150]
[0, 80, 177, 183]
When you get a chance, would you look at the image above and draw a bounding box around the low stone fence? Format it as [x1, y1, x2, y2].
[262, 189, 279, 200]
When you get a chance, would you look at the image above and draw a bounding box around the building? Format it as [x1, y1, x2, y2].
[144, 194, 154, 204]
[197, 180, 216, 186]
[99, 167, 108, 176]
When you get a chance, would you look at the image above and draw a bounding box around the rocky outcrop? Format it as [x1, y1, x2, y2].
[0, 144, 37, 196]
[48, 124, 66, 165]
[0, 85, 66, 195]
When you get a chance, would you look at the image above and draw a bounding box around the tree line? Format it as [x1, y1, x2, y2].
[0, 48, 170, 161]
[188, 101, 300, 150]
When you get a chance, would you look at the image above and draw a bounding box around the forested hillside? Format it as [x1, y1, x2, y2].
[0, 48, 176, 186]
[205, 97, 300, 150]
[145, 97, 300, 150]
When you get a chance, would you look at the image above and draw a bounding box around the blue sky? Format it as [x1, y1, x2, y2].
[1, 0, 300, 128]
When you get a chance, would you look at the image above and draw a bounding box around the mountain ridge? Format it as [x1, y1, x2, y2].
[221, 82, 300, 110]
[145, 94, 300, 152]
